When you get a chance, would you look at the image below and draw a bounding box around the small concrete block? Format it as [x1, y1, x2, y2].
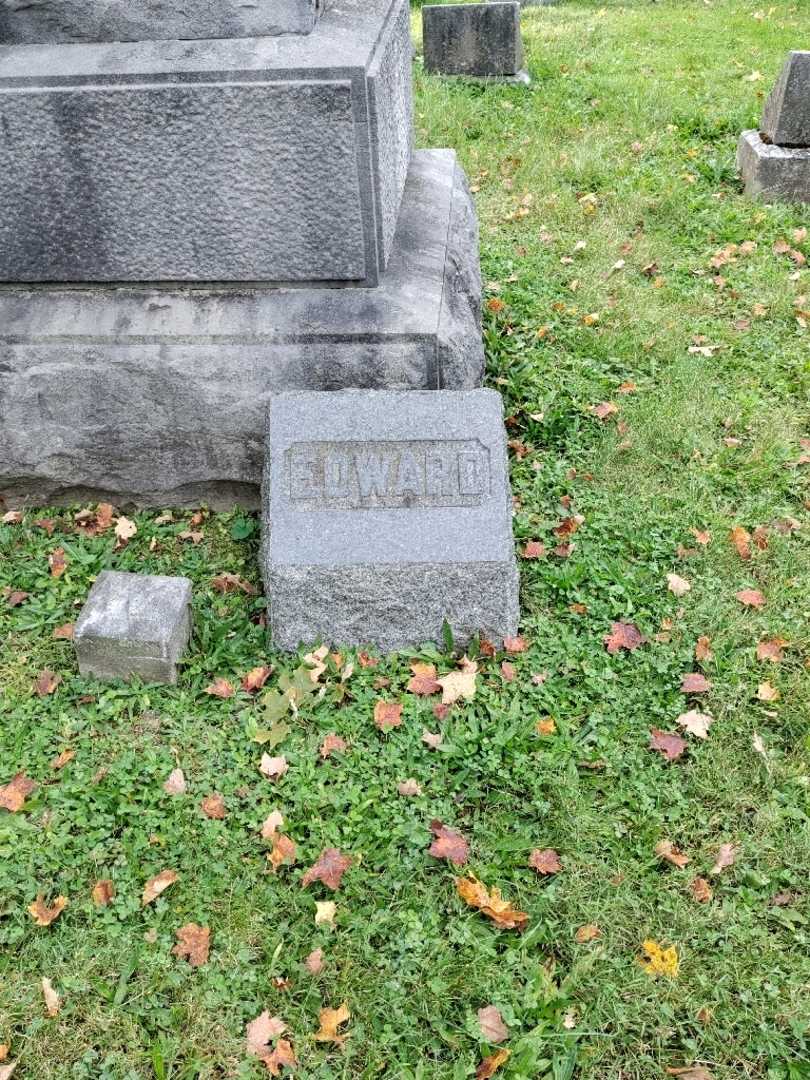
[738, 129, 810, 203]
[74, 571, 193, 684]
[423, 2, 524, 78]
[262, 389, 520, 652]
[0, 0, 320, 44]
[761, 51, 810, 148]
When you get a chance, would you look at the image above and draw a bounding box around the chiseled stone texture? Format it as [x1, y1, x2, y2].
[74, 571, 193, 684]
[0, 150, 484, 510]
[261, 389, 519, 652]
[423, 2, 524, 78]
[737, 130, 810, 203]
[0, 0, 412, 285]
[761, 51, 810, 148]
[0, 0, 320, 44]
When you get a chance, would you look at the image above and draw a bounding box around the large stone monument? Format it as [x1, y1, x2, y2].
[0, 0, 485, 508]
[738, 51, 810, 204]
[262, 390, 520, 650]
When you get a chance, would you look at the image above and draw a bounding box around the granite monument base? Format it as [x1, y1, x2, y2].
[0, 150, 484, 510]
[737, 130, 810, 203]
[261, 389, 520, 652]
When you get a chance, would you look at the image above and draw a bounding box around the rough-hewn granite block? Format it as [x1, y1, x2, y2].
[737, 130, 810, 203]
[0, 0, 320, 44]
[0, 0, 412, 285]
[74, 571, 193, 684]
[423, 2, 525, 78]
[761, 51, 810, 148]
[0, 150, 484, 510]
[261, 389, 519, 652]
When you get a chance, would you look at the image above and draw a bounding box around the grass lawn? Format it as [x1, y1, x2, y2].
[1, 1, 809, 1077]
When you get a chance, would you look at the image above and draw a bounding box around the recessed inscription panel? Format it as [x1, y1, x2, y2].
[286, 439, 491, 510]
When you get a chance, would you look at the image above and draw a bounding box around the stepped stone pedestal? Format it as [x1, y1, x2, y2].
[0, 0, 486, 509]
[738, 51, 810, 204]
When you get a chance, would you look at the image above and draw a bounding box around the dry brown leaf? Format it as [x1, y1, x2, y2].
[34, 670, 61, 697]
[691, 528, 712, 546]
[681, 673, 712, 694]
[172, 923, 210, 967]
[529, 848, 562, 875]
[729, 526, 752, 560]
[261, 810, 284, 839]
[522, 540, 546, 559]
[49, 547, 67, 578]
[456, 876, 529, 931]
[667, 573, 691, 597]
[315, 901, 336, 928]
[757, 638, 786, 663]
[397, 778, 422, 797]
[301, 848, 352, 891]
[246, 1011, 287, 1057]
[205, 678, 235, 699]
[592, 401, 618, 420]
[429, 821, 469, 866]
[114, 516, 137, 543]
[477, 1005, 509, 1044]
[201, 793, 227, 820]
[0, 1063, 15, 1080]
[212, 573, 256, 595]
[241, 666, 272, 693]
[690, 877, 713, 903]
[666, 1067, 714, 1080]
[92, 879, 115, 907]
[320, 733, 348, 759]
[314, 1002, 351, 1044]
[50, 749, 75, 771]
[604, 622, 645, 654]
[536, 718, 556, 735]
[268, 833, 297, 872]
[374, 700, 403, 731]
[163, 768, 187, 796]
[737, 589, 766, 608]
[305, 947, 325, 974]
[422, 730, 443, 748]
[142, 869, 178, 906]
[575, 924, 601, 943]
[695, 636, 713, 662]
[437, 661, 478, 705]
[477, 1049, 511, 1079]
[52, 622, 74, 640]
[28, 894, 68, 926]
[407, 662, 442, 696]
[649, 729, 688, 761]
[0, 773, 37, 813]
[757, 681, 780, 702]
[263, 1038, 297, 1076]
[503, 635, 529, 654]
[655, 840, 690, 868]
[676, 710, 713, 740]
[41, 977, 60, 1017]
[710, 843, 738, 876]
[260, 754, 289, 781]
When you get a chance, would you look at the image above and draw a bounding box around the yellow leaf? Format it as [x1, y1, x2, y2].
[314, 1002, 351, 1043]
[640, 939, 679, 978]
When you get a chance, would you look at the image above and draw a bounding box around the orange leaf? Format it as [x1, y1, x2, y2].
[429, 821, 469, 866]
[268, 833, 297, 873]
[655, 840, 690, 867]
[477, 1049, 511, 1079]
[736, 589, 765, 608]
[529, 848, 562, 875]
[49, 547, 67, 578]
[0, 773, 37, 813]
[456, 876, 528, 931]
[729, 526, 752, 560]
[575, 923, 601, 943]
[407, 662, 441, 696]
[690, 877, 713, 903]
[205, 678, 234, 699]
[142, 869, 178, 906]
[200, 793, 227, 820]
[50, 749, 75, 771]
[695, 636, 713, 662]
[28, 894, 67, 927]
[314, 1002, 351, 1044]
[756, 638, 786, 663]
[34, 670, 61, 697]
[92, 879, 115, 907]
[241, 666, 272, 693]
[52, 622, 75, 640]
[320, 734, 348, 759]
[301, 848, 352, 891]
[374, 700, 403, 731]
[172, 923, 210, 967]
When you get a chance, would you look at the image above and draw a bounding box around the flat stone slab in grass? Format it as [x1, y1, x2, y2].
[262, 389, 520, 652]
[75, 571, 193, 685]
[761, 51, 810, 148]
[0, 0, 320, 44]
[0, 149, 484, 509]
[737, 130, 810, 203]
[423, 2, 526, 79]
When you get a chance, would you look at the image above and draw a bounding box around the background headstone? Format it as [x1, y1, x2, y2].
[760, 51, 810, 148]
[262, 389, 520, 652]
[423, 2, 527, 81]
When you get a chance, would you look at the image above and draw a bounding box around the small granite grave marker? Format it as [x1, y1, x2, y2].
[262, 389, 520, 651]
[738, 51, 810, 203]
[74, 571, 193, 684]
[423, 2, 529, 83]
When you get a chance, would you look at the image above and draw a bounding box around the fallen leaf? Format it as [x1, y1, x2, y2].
[247, 1011, 287, 1058]
[649, 729, 688, 762]
[47, 749, 74, 774]
[260, 754, 289, 781]
[142, 869, 178, 906]
[261, 810, 285, 839]
[476, 1049, 511, 1079]
[0, 773, 37, 813]
[205, 678, 234, 699]
[529, 848, 562, 875]
[690, 877, 713, 903]
[212, 573, 256, 595]
[667, 573, 691, 597]
[691, 528, 712, 546]
[575, 924, 601, 943]
[0, 1064, 14, 1080]
[422, 730, 443, 749]
[456, 876, 529, 931]
[429, 821, 469, 865]
[676, 710, 713, 739]
[263, 1039, 297, 1076]
[2, 510, 23, 524]
[41, 977, 60, 1017]
[522, 541, 546, 559]
[477, 1005, 509, 1044]
[501, 661, 516, 682]
[737, 589, 765, 608]
[4, 589, 29, 608]
[34, 670, 61, 697]
[757, 681, 780, 702]
[757, 638, 786, 663]
[504, 635, 528, 654]
[49, 547, 67, 578]
[114, 516, 137, 543]
[695, 636, 713, 661]
[303, 645, 329, 683]
[201, 793, 227, 820]
[666, 1067, 714, 1080]
[268, 833, 297, 872]
[314, 1002, 351, 1044]
[710, 843, 737, 876]
[604, 622, 645, 654]
[305, 947, 325, 974]
[172, 923, 210, 967]
[398, 778, 422, 797]
[536, 718, 556, 736]
[730, 526, 752, 560]
[52, 622, 74, 640]
[302, 848, 352, 891]
[374, 701, 403, 731]
[92, 879, 115, 907]
[681, 673, 711, 694]
[320, 733, 347, 759]
[655, 840, 690, 868]
[242, 666, 272, 693]
[178, 530, 204, 544]
[407, 662, 441, 696]
[28, 894, 68, 926]
[640, 939, 679, 978]
[437, 661, 478, 705]
[315, 901, 336, 928]
[164, 768, 187, 795]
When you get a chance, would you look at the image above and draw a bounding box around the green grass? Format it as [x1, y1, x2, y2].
[2, 2, 810, 1077]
